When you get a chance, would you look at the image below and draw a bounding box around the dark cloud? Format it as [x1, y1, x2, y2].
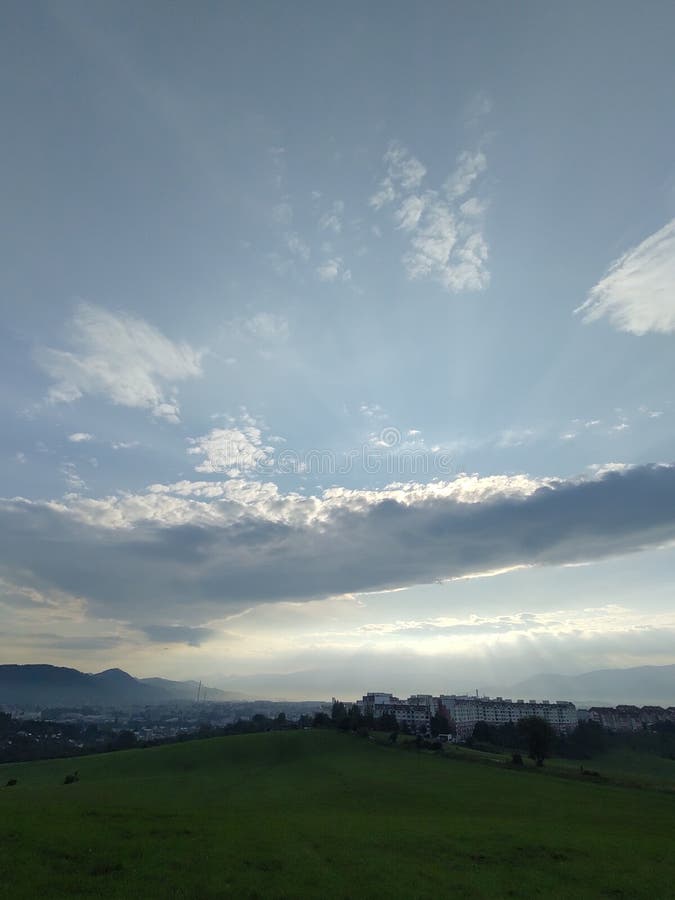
[141, 625, 219, 646]
[1, 464, 675, 627]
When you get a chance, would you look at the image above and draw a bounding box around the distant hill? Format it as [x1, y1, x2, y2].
[0, 665, 248, 708]
[508, 664, 675, 706]
[139, 677, 250, 703]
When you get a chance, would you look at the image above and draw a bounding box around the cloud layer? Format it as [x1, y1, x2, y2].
[1, 464, 674, 630]
[577, 218, 675, 334]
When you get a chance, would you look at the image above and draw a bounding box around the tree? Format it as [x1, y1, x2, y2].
[331, 701, 347, 725]
[114, 730, 137, 751]
[430, 713, 450, 737]
[471, 721, 493, 743]
[518, 716, 554, 766]
[377, 712, 398, 733]
[312, 712, 331, 728]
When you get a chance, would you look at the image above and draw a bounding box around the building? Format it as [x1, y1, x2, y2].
[440, 695, 578, 739]
[588, 705, 675, 732]
[354, 691, 578, 737]
[355, 693, 431, 731]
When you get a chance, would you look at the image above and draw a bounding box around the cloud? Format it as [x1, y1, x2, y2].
[316, 258, 345, 282]
[318, 200, 344, 234]
[68, 432, 94, 443]
[2, 464, 675, 629]
[464, 91, 493, 124]
[141, 624, 219, 646]
[59, 462, 86, 491]
[271, 201, 293, 225]
[372, 143, 490, 293]
[445, 150, 487, 199]
[36, 303, 203, 422]
[576, 218, 675, 334]
[187, 424, 275, 476]
[236, 312, 290, 343]
[285, 233, 310, 261]
[369, 141, 426, 210]
[394, 195, 427, 231]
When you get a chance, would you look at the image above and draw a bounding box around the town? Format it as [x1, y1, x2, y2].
[3, 687, 675, 765]
[351, 692, 675, 737]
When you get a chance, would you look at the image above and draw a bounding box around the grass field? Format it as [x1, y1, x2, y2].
[1, 730, 675, 899]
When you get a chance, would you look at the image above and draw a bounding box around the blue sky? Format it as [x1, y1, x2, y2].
[2, 1, 675, 697]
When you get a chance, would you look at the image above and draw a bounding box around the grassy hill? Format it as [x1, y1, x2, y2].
[1, 731, 674, 899]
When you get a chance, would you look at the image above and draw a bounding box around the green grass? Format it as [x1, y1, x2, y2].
[547, 747, 675, 790]
[1, 730, 675, 899]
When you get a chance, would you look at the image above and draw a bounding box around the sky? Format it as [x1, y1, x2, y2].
[2, 1, 675, 699]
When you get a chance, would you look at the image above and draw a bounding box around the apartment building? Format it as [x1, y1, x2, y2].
[588, 705, 675, 732]
[355, 693, 431, 730]
[440, 694, 578, 738]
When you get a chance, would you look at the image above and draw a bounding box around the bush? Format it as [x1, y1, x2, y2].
[63, 771, 79, 785]
[511, 752, 524, 766]
[6, 778, 17, 787]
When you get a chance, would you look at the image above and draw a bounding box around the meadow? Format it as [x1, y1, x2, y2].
[1, 729, 674, 899]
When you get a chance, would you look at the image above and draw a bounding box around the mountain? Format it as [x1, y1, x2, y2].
[140, 677, 250, 702]
[508, 664, 675, 706]
[0, 665, 245, 708]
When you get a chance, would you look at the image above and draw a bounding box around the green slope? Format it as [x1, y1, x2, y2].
[1, 730, 674, 899]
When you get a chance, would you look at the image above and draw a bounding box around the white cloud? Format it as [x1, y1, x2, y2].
[60, 462, 86, 491]
[384, 141, 427, 191]
[445, 150, 487, 199]
[372, 143, 490, 294]
[14, 451, 26, 464]
[36, 303, 203, 423]
[394, 195, 426, 231]
[68, 432, 94, 443]
[316, 258, 343, 282]
[576, 218, 675, 334]
[369, 141, 426, 209]
[187, 424, 275, 476]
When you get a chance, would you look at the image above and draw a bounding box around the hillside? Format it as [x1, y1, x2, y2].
[139, 677, 250, 702]
[0, 665, 235, 708]
[1, 730, 674, 898]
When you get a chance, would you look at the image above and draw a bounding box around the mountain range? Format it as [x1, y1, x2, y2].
[506, 664, 675, 706]
[0, 665, 250, 708]
[1, 662, 674, 709]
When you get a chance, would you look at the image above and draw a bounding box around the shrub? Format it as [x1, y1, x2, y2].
[6, 778, 17, 787]
[63, 771, 79, 785]
[511, 752, 524, 766]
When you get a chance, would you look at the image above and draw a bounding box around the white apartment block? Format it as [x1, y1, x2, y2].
[353, 691, 577, 738]
[440, 695, 578, 738]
